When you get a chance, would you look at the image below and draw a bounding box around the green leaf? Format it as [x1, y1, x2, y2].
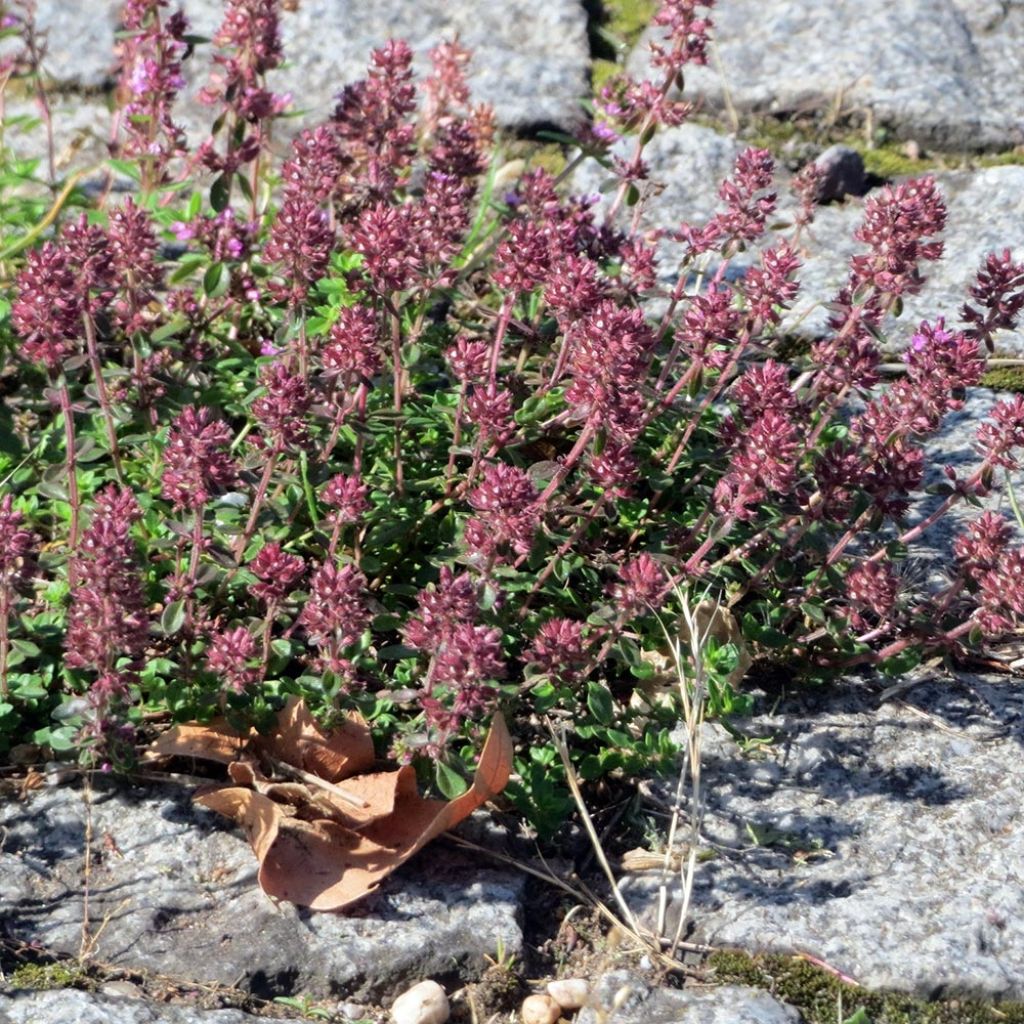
[841, 1009, 872, 1024]
[270, 638, 293, 660]
[151, 315, 190, 344]
[160, 600, 187, 636]
[800, 601, 827, 624]
[46, 724, 78, 751]
[531, 680, 559, 712]
[378, 644, 419, 660]
[10, 638, 40, 658]
[878, 647, 921, 678]
[434, 759, 469, 799]
[210, 173, 230, 212]
[586, 681, 614, 726]
[14, 678, 48, 699]
[203, 262, 228, 298]
[107, 158, 141, 182]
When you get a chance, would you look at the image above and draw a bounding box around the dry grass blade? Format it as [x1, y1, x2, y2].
[263, 754, 370, 809]
[548, 718, 641, 937]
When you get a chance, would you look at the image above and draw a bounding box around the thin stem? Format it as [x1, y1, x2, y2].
[0, 593, 10, 699]
[57, 374, 81, 551]
[388, 302, 405, 498]
[536, 420, 597, 507]
[233, 451, 279, 562]
[82, 314, 125, 483]
[519, 496, 607, 618]
[488, 294, 514, 385]
[443, 384, 467, 494]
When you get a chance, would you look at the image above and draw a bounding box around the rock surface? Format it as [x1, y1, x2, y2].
[630, 0, 1024, 151]
[35, 0, 589, 132]
[575, 971, 800, 1024]
[0, 990, 295, 1024]
[0, 779, 524, 1003]
[624, 672, 1024, 999]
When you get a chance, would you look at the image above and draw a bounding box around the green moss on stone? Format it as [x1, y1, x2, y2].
[708, 950, 1024, 1024]
[587, 0, 658, 92]
[10, 961, 89, 991]
[504, 140, 569, 177]
[859, 146, 933, 179]
[981, 367, 1024, 393]
[602, 0, 659, 48]
[977, 150, 1024, 168]
[591, 58, 618, 94]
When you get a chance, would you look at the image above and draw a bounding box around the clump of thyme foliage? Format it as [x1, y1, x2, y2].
[0, 0, 1022, 837]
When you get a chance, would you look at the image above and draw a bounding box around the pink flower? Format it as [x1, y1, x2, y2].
[249, 543, 305, 604]
[528, 618, 589, 684]
[464, 463, 539, 565]
[322, 474, 369, 524]
[403, 568, 479, 654]
[610, 553, 669, 616]
[12, 242, 81, 370]
[844, 560, 900, 631]
[323, 304, 382, 382]
[65, 488, 148, 674]
[161, 407, 239, 512]
[252, 363, 311, 450]
[961, 249, 1024, 352]
[206, 625, 261, 693]
[265, 196, 334, 306]
[299, 561, 369, 649]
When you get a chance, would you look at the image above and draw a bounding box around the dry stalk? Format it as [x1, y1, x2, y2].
[443, 833, 714, 967]
[78, 771, 94, 962]
[653, 585, 715, 959]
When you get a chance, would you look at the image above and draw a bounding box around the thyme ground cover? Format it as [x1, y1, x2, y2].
[1, 0, 1023, 836]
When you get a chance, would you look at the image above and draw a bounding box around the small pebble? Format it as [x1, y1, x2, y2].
[811, 144, 867, 202]
[547, 978, 588, 1010]
[391, 979, 449, 1024]
[520, 993, 562, 1024]
[902, 139, 922, 161]
[338, 1001, 369, 1021]
[100, 981, 144, 999]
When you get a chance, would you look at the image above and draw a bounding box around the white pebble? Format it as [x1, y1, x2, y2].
[390, 980, 450, 1024]
[520, 993, 562, 1024]
[546, 978, 589, 1010]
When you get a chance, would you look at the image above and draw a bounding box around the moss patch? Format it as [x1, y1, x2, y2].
[9, 961, 91, 991]
[859, 146, 933, 179]
[977, 148, 1024, 169]
[709, 950, 1024, 1024]
[586, 0, 659, 93]
[502, 139, 569, 178]
[604, 0, 659, 47]
[981, 366, 1024, 393]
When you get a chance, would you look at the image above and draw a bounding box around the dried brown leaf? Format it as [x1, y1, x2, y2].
[257, 695, 375, 781]
[196, 711, 514, 910]
[151, 720, 249, 763]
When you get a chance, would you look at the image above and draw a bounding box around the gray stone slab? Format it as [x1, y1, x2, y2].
[33, 0, 589, 133]
[624, 671, 1024, 999]
[0, 779, 523, 1003]
[0, 990, 294, 1024]
[575, 971, 801, 1024]
[573, 123, 746, 229]
[629, 0, 1024, 151]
